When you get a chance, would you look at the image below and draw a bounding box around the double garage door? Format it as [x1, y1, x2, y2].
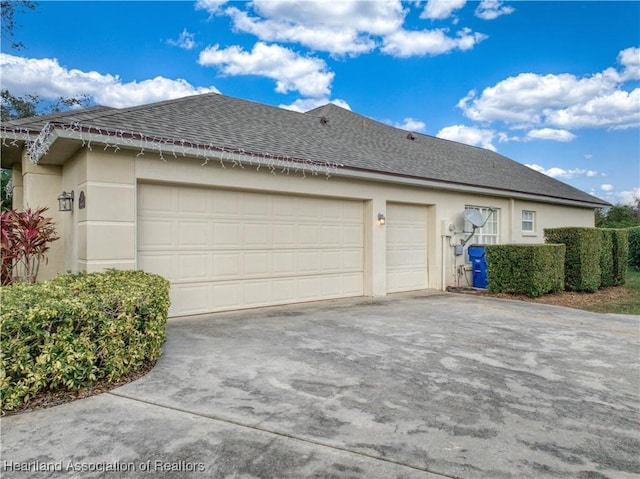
[138, 183, 365, 316]
[138, 184, 429, 317]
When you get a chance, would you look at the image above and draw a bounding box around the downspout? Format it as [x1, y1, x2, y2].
[441, 235, 447, 291]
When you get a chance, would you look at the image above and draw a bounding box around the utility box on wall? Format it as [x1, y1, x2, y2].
[468, 244, 488, 289]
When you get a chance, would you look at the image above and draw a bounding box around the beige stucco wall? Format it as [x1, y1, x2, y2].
[19, 151, 65, 280]
[10, 163, 23, 211]
[61, 150, 136, 273]
[509, 199, 594, 244]
[18, 145, 596, 295]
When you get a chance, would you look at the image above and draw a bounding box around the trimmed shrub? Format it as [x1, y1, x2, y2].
[629, 226, 640, 270]
[598, 229, 615, 288]
[486, 244, 565, 297]
[0, 269, 170, 412]
[609, 228, 629, 285]
[545, 227, 601, 292]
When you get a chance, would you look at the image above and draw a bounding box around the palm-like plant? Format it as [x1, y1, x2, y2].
[1, 207, 59, 285]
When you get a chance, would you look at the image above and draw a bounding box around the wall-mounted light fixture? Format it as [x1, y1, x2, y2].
[57, 190, 74, 212]
[377, 213, 386, 226]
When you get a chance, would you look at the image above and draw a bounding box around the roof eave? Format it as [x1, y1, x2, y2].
[19, 124, 609, 209]
[337, 166, 610, 209]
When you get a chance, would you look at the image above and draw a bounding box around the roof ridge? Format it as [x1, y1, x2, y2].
[0, 92, 609, 207]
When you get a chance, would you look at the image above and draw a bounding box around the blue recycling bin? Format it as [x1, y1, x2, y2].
[468, 244, 488, 289]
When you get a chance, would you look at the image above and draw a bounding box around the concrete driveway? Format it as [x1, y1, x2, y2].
[1, 293, 638, 479]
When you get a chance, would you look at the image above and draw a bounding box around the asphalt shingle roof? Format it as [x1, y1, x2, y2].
[1, 93, 608, 206]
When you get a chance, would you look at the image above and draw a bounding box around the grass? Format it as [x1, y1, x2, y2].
[584, 268, 640, 315]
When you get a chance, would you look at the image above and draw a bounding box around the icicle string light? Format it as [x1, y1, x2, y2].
[2, 122, 342, 178]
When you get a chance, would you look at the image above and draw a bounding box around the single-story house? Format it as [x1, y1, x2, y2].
[1, 93, 609, 317]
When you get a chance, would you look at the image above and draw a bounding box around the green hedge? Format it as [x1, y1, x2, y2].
[0, 270, 170, 412]
[545, 227, 601, 292]
[610, 228, 629, 285]
[486, 244, 565, 297]
[598, 229, 615, 288]
[629, 226, 640, 270]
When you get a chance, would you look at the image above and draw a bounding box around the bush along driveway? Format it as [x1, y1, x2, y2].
[1, 293, 639, 479]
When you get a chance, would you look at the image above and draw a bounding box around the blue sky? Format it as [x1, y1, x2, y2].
[1, 0, 639, 204]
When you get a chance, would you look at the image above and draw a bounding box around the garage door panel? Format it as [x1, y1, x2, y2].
[342, 250, 364, 270]
[177, 254, 209, 281]
[211, 282, 241, 309]
[244, 252, 270, 276]
[138, 253, 174, 279]
[242, 194, 270, 217]
[298, 224, 319, 246]
[321, 225, 343, 245]
[298, 251, 321, 273]
[212, 223, 241, 247]
[340, 273, 365, 295]
[171, 283, 211, 315]
[139, 183, 174, 214]
[296, 198, 320, 219]
[243, 280, 272, 306]
[272, 278, 296, 301]
[179, 189, 209, 215]
[342, 225, 364, 246]
[139, 220, 174, 248]
[244, 223, 272, 247]
[178, 221, 209, 247]
[138, 184, 364, 316]
[272, 251, 295, 274]
[212, 190, 241, 216]
[212, 253, 240, 278]
[386, 203, 428, 293]
[273, 223, 296, 246]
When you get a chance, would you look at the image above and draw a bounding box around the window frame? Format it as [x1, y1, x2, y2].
[521, 210, 536, 233]
[464, 205, 499, 245]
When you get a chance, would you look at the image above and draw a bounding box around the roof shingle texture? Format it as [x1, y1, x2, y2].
[3, 93, 607, 205]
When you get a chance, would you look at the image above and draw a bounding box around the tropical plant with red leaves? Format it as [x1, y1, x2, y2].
[1, 206, 59, 285]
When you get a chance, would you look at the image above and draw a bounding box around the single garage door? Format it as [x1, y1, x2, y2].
[137, 183, 364, 316]
[386, 203, 428, 293]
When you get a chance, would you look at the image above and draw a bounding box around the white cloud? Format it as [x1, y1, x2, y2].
[436, 125, 496, 151]
[225, 7, 375, 56]
[525, 128, 576, 142]
[525, 163, 600, 179]
[618, 46, 640, 81]
[381, 27, 487, 58]
[0, 53, 219, 108]
[195, 0, 229, 15]
[280, 97, 351, 113]
[167, 29, 197, 50]
[600, 184, 614, 192]
[250, 0, 404, 35]
[458, 47, 639, 130]
[545, 88, 640, 130]
[420, 0, 466, 20]
[208, 1, 488, 59]
[394, 117, 426, 132]
[198, 42, 333, 97]
[475, 0, 515, 20]
[222, 0, 404, 56]
[617, 187, 640, 205]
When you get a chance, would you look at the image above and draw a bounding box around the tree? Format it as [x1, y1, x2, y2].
[1, 1, 92, 209]
[595, 200, 640, 228]
[1, 1, 37, 49]
[1, 89, 91, 122]
[1, 169, 12, 211]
